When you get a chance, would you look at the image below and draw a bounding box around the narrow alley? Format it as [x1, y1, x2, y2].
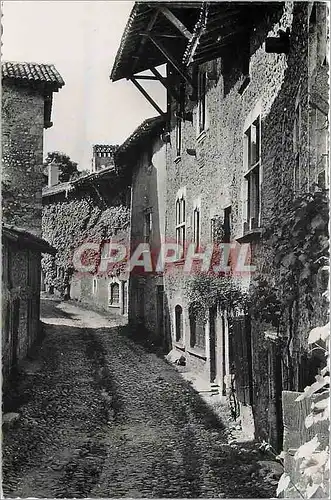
[3, 299, 279, 499]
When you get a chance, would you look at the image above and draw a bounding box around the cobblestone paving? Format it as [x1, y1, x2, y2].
[3, 300, 278, 498]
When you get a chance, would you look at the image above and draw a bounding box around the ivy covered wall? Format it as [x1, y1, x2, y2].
[42, 188, 130, 299]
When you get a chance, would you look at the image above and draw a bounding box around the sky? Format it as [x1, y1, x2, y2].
[2, 1, 166, 170]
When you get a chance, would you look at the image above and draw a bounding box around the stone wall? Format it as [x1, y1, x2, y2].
[42, 187, 130, 315]
[2, 81, 45, 236]
[128, 134, 170, 346]
[2, 240, 41, 387]
[162, 2, 328, 448]
[164, 2, 297, 366]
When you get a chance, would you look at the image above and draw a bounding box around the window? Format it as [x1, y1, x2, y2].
[92, 277, 98, 295]
[193, 205, 201, 249]
[244, 117, 261, 231]
[293, 95, 302, 194]
[144, 210, 153, 243]
[175, 192, 186, 252]
[197, 70, 207, 134]
[109, 282, 120, 306]
[175, 84, 185, 157]
[175, 305, 183, 342]
[189, 310, 205, 350]
[309, 104, 329, 189]
[123, 281, 128, 314]
[223, 206, 232, 243]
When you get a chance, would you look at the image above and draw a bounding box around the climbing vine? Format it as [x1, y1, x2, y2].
[184, 273, 248, 321]
[42, 196, 130, 296]
[249, 188, 329, 325]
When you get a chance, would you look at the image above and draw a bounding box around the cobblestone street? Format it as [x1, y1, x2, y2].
[3, 300, 279, 498]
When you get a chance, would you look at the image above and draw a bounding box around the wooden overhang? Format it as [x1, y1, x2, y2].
[2, 224, 57, 255]
[110, 2, 203, 114]
[110, 2, 284, 114]
[184, 2, 285, 65]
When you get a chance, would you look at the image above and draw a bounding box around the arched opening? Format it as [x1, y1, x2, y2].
[108, 282, 120, 306]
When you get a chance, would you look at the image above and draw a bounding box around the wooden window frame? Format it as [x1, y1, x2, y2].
[109, 281, 120, 307]
[175, 193, 186, 255]
[243, 116, 261, 232]
[193, 203, 201, 250]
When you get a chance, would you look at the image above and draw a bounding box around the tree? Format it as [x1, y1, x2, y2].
[43, 151, 79, 184]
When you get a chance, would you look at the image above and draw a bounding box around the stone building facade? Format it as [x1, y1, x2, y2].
[2, 226, 56, 389]
[2, 61, 65, 236]
[116, 117, 171, 348]
[91, 144, 118, 173]
[1, 61, 64, 388]
[42, 166, 130, 316]
[111, 1, 329, 449]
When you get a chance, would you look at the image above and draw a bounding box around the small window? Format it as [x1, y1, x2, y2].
[92, 277, 98, 295]
[175, 193, 186, 253]
[109, 282, 120, 306]
[198, 70, 207, 134]
[189, 309, 205, 349]
[193, 206, 200, 249]
[175, 84, 185, 157]
[223, 206, 232, 243]
[144, 210, 153, 243]
[175, 305, 183, 342]
[244, 117, 261, 231]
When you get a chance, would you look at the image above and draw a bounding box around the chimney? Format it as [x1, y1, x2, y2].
[48, 161, 59, 187]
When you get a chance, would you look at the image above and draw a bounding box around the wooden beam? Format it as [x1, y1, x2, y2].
[150, 67, 180, 102]
[158, 6, 193, 40]
[130, 77, 166, 116]
[148, 34, 195, 88]
[132, 9, 160, 74]
[134, 75, 159, 80]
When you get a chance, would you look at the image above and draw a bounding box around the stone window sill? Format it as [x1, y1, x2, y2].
[186, 348, 207, 361]
[175, 343, 185, 352]
[109, 304, 120, 308]
[236, 227, 263, 243]
[173, 258, 185, 267]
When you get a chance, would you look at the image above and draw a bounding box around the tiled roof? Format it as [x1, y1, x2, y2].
[42, 182, 73, 198]
[116, 116, 166, 158]
[2, 61, 65, 88]
[2, 224, 56, 255]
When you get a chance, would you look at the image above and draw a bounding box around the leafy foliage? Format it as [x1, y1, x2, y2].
[184, 273, 248, 320]
[276, 319, 330, 498]
[249, 189, 329, 328]
[43, 151, 79, 184]
[42, 197, 130, 297]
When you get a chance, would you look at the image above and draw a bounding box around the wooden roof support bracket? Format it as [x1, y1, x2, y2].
[147, 34, 196, 91]
[130, 77, 166, 116]
[150, 67, 180, 103]
[157, 6, 193, 40]
[132, 9, 160, 74]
